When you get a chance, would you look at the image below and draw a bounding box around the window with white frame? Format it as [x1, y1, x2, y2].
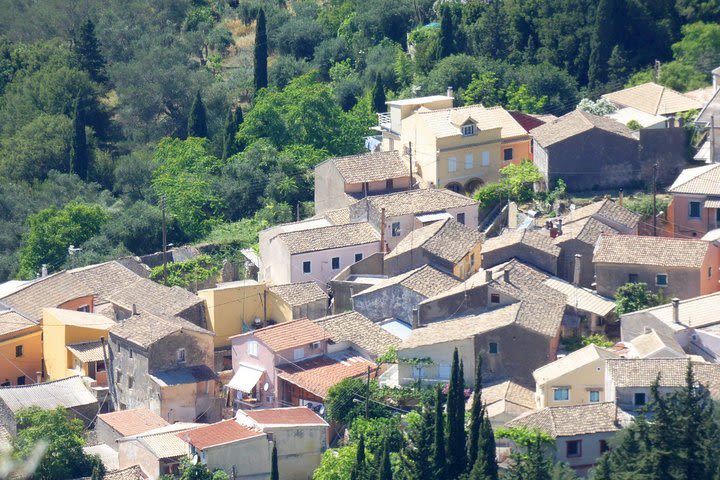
[656, 273, 668, 287]
[355, 253, 363, 262]
[589, 390, 600, 403]
[247, 341, 259, 357]
[391, 222, 401, 237]
[448, 157, 457, 172]
[553, 387, 570, 401]
[461, 124, 475, 136]
[482, 151, 490, 166]
[293, 347, 304, 360]
[465, 153, 474, 169]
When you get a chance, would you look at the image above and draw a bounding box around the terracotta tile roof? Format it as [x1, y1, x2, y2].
[482, 229, 560, 257]
[277, 223, 380, 254]
[178, 420, 263, 450]
[530, 109, 636, 147]
[507, 402, 623, 437]
[417, 104, 528, 139]
[325, 151, 409, 184]
[97, 408, 169, 437]
[268, 282, 328, 307]
[606, 359, 720, 396]
[386, 218, 482, 264]
[0, 272, 93, 321]
[668, 163, 720, 196]
[480, 380, 536, 411]
[104, 466, 147, 480]
[240, 406, 328, 427]
[275, 350, 375, 398]
[356, 188, 478, 218]
[533, 344, 618, 385]
[109, 311, 209, 349]
[236, 318, 330, 352]
[354, 265, 460, 299]
[0, 309, 39, 337]
[593, 235, 711, 268]
[560, 199, 640, 231]
[314, 311, 400, 357]
[602, 82, 701, 115]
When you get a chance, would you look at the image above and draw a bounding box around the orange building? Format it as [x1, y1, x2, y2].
[0, 309, 42, 386]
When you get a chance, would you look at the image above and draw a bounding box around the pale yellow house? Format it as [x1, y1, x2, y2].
[378, 96, 531, 194]
[533, 344, 619, 409]
[0, 309, 42, 386]
[42, 307, 116, 384]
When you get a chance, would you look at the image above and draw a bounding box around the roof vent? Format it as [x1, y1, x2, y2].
[672, 298, 680, 323]
[131, 304, 138, 316]
[447, 86, 454, 98]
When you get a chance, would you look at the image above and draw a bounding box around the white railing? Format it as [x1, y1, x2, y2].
[377, 112, 391, 129]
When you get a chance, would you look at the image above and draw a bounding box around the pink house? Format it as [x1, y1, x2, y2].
[667, 163, 720, 238]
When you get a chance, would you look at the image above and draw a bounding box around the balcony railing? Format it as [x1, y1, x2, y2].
[377, 112, 392, 131]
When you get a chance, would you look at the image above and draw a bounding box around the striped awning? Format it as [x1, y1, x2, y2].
[67, 341, 106, 363]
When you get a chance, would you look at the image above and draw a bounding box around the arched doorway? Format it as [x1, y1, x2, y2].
[445, 182, 463, 194]
[464, 178, 484, 195]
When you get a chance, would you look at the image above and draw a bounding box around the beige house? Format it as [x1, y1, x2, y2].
[476, 379, 536, 428]
[533, 344, 619, 409]
[602, 82, 701, 116]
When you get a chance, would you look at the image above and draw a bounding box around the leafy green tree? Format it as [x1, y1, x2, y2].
[502, 431, 553, 480]
[270, 55, 310, 89]
[588, 0, 626, 87]
[607, 45, 630, 87]
[326, 378, 392, 426]
[614, 282, 664, 315]
[463, 72, 504, 107]
[378, 437, 392, 480]
[371, 74, 386, 113]
[73, 19, 107, 84]
[432, 385, 446, 479]
[18, 201, 108, 279]
[70, 95, 90, 180]
[12, 407, 96, 480]
[222, 106, 243, 160]
[505, 83, 547, 114]
[313, 446, 357, 480]
[401, 406, 434, 480]
[254, 8, 268, 91]
[424, 54, 480, 95]
[188, 91, 208, 138]
[271, 442, 279, 480]
[350, 434, 368, 480]
[467, 0, 509, 60]
[350, 417, 404, 455]
[446, 348, 467, 477]
[439, 6, 455, 59]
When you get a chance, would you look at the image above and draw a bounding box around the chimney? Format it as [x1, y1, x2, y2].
[618, 188, 624, 206]
[131, 303, 138, 316]
[503, 269, 510, 283]
[447, 86, 454, 98]
[573, 254, 582, 286]
[644, 326, 652, 334]
[672, 298, 680, 323]
[380, 208, 386, 254]
[485, 270, 493, 282]
[411, 308, 420, 329]
[556, 218, 563, 235]
[36, 371, 42, 384]
[41, 264, 48, 278]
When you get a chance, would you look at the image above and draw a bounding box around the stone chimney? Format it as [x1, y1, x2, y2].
[503, 269, 510, 283]
[618, 188, 624, 206]
[573, 254, 582, 286]
[485, 270, 493, 282]
[411, 307, 420, 329]
[447, 86, 454, 98]
[131, 303, 138, 316]
[672, 298, 680, 323]
[41, 264, 48, 278]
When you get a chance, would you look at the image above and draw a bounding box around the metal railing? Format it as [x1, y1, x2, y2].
[377, 112, 391, 130]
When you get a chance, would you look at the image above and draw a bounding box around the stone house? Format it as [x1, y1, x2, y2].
[96, 408, 169, 451]
[593, 235, 720, 300]
[383, 217, 483, 279]
[666, 163, 720, 238]
[480, 229, 560, 275]
[352, 265, 460, 324]
[478, 380, 535, 429]
[0, 307, 41, 387]
[314, 151, 412, 214]
[602, 82, 701, 117]
[506, 402, 627, 476]
[625, 328, 685, 359]
[109, 311, 217, 423]
[236, 407, 329, 480]
[530, 109, 686, 191]
[314, 311, 401, 360]
[266, 282, 329, 322]
[533, 344, 619, 409]
[348, 188, 480, 250]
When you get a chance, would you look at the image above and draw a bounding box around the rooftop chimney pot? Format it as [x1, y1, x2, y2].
[447, 86, 454, 98]
[573, 254, 582, 286]
[411, 307, 420, 329]
[503, 269, 510, 283]
[132, 303, 138, 316]
[41, 264, 48, 278]
[672, 298, 680, 323]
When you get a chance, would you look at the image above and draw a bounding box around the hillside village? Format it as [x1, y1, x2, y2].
[2, 67, 720, 479]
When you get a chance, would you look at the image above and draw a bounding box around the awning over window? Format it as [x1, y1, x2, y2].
[227, 364, 264, 393]
[704, 198, 720, 209]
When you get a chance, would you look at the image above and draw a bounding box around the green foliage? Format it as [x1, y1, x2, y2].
[350, 417, 404, 455]
[19, 201, 108, 278]
[149, 254, 220, 288]
[188, 91, 208, 138]
[271, 443, 279, 480]
[377, 437, 393, 480]
[446, 348, 467, 477]
[501, 430, 554, 480]
[70, 95, 90, 180]
[561, 334, 615, 353]
[270, 55, 310, 89]
[614, 282, 665, 315]
[496, 426, 554, 447]
[313, 446, 357, 480]
[474, 160, 542, 206]
[463, 72, 504, 107]
[626, 119, 642, 130]
[325, 378, 392, 426]
[254, 8, 268, 91]
[505, 83, 547, 114]
[12, 407, 94, 480]
[588, 0, 625, 87]
[221, 106, 243, 160]
[438, 5, 455, 59]
[400, 406, 434, 480]
[432, 386, 446, 479]
[371, 74, 386, 113]
[624, 194, 671, 220]
[73, 19, 107, 84]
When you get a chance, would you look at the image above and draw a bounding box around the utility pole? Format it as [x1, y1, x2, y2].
[408, 141, 414, 190]
[365, 366, 370, 419]
[652, 161, 658, 237]
[161, 196, 168, 285]
[711, 116, 716, 163]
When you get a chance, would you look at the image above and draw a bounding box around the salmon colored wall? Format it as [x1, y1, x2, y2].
[700, 245, 720, 295]
[669, 195, 711, 238]
[58, 296, 95, 312]
[502, 139, 533, 166]
[0, 329, 42, 385]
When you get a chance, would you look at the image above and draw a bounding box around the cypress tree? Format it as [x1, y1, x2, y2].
[222, 106, 243, 160]
[371, 74, 386, 114]
[468, 355, 484, 469]
[73, 19, 107, 84]
[378, 437, 393, 480]
[70, 95, 89, 180]
[270, 442, 279, 480]
[446, 348, 467, 477]
[402, 405, 434, 479]
[438, 5, 454, 59]
[592, 454, 612, 480]
[587, 0, 626, 87]
[254, 9, 268, 91]
[433, 386, 446, 480]
[351, 434, 367, 480]
[187, 91, 208, 138]
[480, 415, 498, 480]
[468, 452, 491, 480]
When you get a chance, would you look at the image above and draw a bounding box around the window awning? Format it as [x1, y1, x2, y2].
[704, 198, 720, 209]
[227, 364, 264, 393]
[415, 212, 453, 223]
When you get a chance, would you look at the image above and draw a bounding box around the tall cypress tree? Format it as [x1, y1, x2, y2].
[371, 74, 386, 114]
[480, 415, 498, 480]
[70, 95, 89, 181]
[351, 434, 367, 480]
[73, 19, 107, 84]
[402, 405, 434, 479]
[270, 443, 279, 480]
[433, 386, 446, 480]
[438, 5, 455, 59]
[468, 452, 491, 480]
[378, 437, 393, 480]
[222, 106, 243, 160]
[254, 9, 268, 91]
[468, 355, 484, 469]
[592, 454, 613, 480]
[446, 348, 467, 477]
[187, 91, 208, 138]
[587, 0, 626, 87]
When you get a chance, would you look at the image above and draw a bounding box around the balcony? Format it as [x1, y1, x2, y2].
[376, 112, 394, 133]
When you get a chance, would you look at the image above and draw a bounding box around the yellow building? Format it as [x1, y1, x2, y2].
[532, 344, 619, 408]
[378, 96, 531, 194]
[42, 308, 115, 383]
[0, 309, 42, 386]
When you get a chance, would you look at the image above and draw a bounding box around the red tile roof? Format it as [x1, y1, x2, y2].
[243, 407, 328, 426]
[234, 319, 330, 352]
[97, 408, 168, 437]
[275, 350, 375, 398]
[178, 420, 263, 450]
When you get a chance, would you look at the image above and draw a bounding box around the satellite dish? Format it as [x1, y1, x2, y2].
[264, 382, 269, 392]
[192, 455, 198, 465]
[318, 405, 326, 415]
